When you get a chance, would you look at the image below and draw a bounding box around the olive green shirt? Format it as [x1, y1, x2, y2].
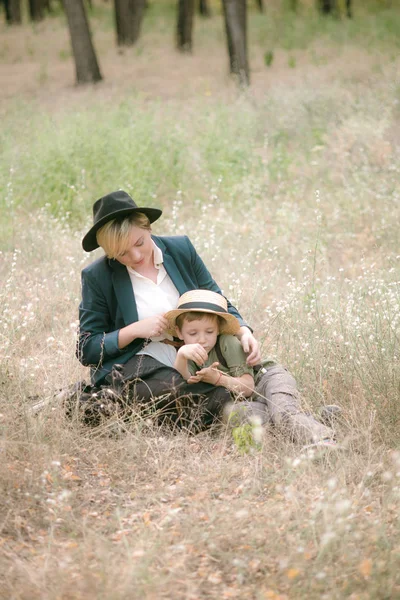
[187, 334, 254, 379]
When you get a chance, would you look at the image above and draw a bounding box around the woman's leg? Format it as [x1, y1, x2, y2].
[120, 355, 231, 429]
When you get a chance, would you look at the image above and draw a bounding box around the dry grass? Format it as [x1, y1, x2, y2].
[1, 1, 400, 598]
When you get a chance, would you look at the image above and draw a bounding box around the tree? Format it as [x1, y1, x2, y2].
[318, 0, 352, 17]
[63, 0, 103, 84]
[114, 0, 146, 46]
[29, 0, 45, 21]
[3, 0, 21, 24]
[198, 0, 211, 18]
[177, 0, 195, 52]
[318, 0, 332, 13]
[222, 0, 249, 86]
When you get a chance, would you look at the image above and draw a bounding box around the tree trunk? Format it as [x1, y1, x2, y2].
[131, 0, 145, 42]
[4, 0, 22, 23]
[222, 0, 249, 86]
[177, 0, 195, 52]
[114, 0, 145, 46]
[29, 0, 45, 21]
[63, 0, 103, 84]
[199, 0, 211, 17]
[318, 0, 351, 17]
[318, 0, 335, 14]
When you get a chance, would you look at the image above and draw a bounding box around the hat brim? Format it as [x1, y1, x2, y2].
[82, 207, 162, 252]
[165, 308, 240, 336]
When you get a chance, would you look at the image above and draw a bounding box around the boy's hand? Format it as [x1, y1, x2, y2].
[187, 362, 221, 385]
[177, 343, 208, 365]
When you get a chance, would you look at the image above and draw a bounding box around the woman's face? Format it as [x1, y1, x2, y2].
[116, 225, 153, 270]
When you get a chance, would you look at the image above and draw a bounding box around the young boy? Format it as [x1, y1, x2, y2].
[165, 290, 255, 398]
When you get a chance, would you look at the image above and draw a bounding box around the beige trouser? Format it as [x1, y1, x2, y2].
[228, 364, 334, 445]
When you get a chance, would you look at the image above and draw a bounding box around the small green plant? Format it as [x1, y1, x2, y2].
[288, 55, 296, 68]
[264, 50, 274, 67]
[232, 424, 260, 454]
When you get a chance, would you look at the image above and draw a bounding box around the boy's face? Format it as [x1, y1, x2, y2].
[177, 315, 219, 354]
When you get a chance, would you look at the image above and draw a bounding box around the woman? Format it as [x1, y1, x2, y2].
[78, 190, 335, 443]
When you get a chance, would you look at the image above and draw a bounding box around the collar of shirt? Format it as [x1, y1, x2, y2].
[152, 241, 163, 268]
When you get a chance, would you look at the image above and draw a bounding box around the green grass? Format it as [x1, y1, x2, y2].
[0, 1, 399, 235]
[254, 2, 400, 50]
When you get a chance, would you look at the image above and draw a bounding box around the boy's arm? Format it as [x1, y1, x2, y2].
[188, 365, 254, 397]
[174, 344, 208, 381]
[193, 335, 255, 397]
[216, 372, 254, 397]
[174, 352, 191, 380]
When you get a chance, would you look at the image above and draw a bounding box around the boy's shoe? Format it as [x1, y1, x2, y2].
[319, 404, 342, 426]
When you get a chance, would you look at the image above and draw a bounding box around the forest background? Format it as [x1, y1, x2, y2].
[1, 0, 400, 598]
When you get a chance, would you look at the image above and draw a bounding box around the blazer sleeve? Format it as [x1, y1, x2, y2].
[185, 236, 252, 331]
[77, 269, 123, 367]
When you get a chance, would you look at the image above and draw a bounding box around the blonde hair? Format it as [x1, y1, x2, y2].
[96, 212, 151, 258]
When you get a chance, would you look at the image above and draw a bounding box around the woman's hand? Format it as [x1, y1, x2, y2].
[119, 315, 169, 349]
[177, 343, 208, 366]
[187, 362, 221, 385]
[134, 315, 169, 339]
[237, 326, 261, 366]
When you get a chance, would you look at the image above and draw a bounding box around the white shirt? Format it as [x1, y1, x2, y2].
[127, 242, 180, 367]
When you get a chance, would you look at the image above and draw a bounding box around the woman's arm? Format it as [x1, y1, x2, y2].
[78, 269, 168, 365]
[78, 270, 122, 366]
[236, 327, 261, 366]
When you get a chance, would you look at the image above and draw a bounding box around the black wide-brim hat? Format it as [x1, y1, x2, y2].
[82, 190, 162, 252]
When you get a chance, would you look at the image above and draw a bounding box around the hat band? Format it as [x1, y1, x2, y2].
[177, 301, 228, 314]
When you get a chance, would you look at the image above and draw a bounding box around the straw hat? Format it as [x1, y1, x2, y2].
[165, 290, 240, 335]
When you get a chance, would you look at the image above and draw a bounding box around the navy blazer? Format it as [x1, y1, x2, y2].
[78, 235, 250, 385]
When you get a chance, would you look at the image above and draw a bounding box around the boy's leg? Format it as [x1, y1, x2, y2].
[252, 364, 334, 444]
[223, 401, 270, 427]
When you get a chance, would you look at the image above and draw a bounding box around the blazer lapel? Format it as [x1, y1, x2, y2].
[153, 236, 188, 295]
[109, 260, 138, 326]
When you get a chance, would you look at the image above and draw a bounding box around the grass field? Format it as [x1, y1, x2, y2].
[1, 1, 400, 598]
